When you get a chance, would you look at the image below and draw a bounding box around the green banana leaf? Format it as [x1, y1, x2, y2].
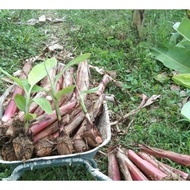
[153, 47, 190, 74]
[172, 73, 190, 89]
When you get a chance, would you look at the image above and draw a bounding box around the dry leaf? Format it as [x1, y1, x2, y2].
[39, 15, 46, 22]
[142, 95, 161, 108]
[48, 43, 63, 51]
[111, 94, 161, 126]
[170, 84, 180, 91]
[46, 17, 52, 22]
[52, 18, 65, 23]
[179, 90, 187, 97]
[26, 18, 38, 25]
[137, 94, 148, 109]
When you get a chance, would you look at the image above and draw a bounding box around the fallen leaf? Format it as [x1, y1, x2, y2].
[170, 84, 180, 91]
[106, 70, 117, 79]
[46, 17, 52, 22]
[180, 90, 187, 97]
[25, 15, 65, 26]
[39, 15, 46, 22]
[26, 18, 38, 25]
[52, 18, 65, 23]
[137, 94, 148, 109]
[142, 95, 161, 108]
[48, 43, 63, 51]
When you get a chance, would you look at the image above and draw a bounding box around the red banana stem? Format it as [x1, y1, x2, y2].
[126, 149, 167, 180]
[162, 163, 189, 180]
[2, 87, 23, 122]
[58, 67, 74, 107]
[138, 144, 190, 168]
[75, 60, 90, 101]
[29, 98, 77, 135]
[33, 121, 59, 143]
[2, 60, 32, 122]
[137, 151, 184, 180]
[64, 112, 85, 135]
[55, 63, 65, 92]
[116, 148, 148, 181]
[108, 149, 121, 181]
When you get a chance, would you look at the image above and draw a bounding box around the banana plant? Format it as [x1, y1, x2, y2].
[43, 53, 91, 125]
[152, 18, 190, 74]
[0, 58, 57, 130]
[152, 18, 190, 121]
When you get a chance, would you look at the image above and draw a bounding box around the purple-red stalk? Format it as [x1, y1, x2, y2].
[116, 148, 148, 181]
[75, 60, 90, 101]
[58, 67, 74, 107]
[162, 163, 189, 180]
[137, 151, 183, 180]
[108, 149, 121, 181]
[126, 149, 167, 180]
[29, 98, 77, 135]
[2, 60, 32, 122]
[138, 144, 190, 168]
[33, 121, 59, 143]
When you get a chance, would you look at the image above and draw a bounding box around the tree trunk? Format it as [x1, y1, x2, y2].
[131, 10, 145, 38]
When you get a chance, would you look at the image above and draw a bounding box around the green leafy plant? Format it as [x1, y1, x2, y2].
[43, 53, 91, 124]
[0, 58, 57, 130]
[152, 18, 190, 74]
[152, 17, 190, 121]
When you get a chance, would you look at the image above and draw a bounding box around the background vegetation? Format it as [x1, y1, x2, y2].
[0, 9, 189, 180]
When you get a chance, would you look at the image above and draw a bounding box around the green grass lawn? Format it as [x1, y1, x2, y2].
[0, 9, 189, 180]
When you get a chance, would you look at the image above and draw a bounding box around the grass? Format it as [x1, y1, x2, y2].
[0, 9, 190, 180]
[0, 10, 47, 94]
